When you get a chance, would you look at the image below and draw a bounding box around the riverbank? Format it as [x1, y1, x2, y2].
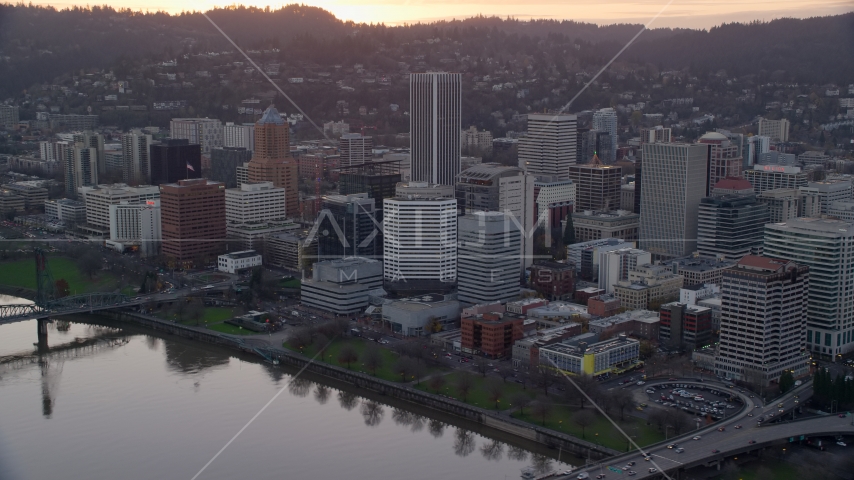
[103, 309, 620, 460]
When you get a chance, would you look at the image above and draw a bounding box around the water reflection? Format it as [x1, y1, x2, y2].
[453, 428, 476, 457]
[507, 445, 529, 462]
[428, 419, 445, 438]
[144, 336, 160, 351]
[314, 384, 330, 405]
[360, 401, 384, 427]
[337, 390, 359, 411]
[480, 439, 504, 461]
[531, 453, 553, 475]
[288, 377, 312, 398]
[163, 341, 229, 374]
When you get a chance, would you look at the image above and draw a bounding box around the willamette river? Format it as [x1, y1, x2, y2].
[0, 296, 577, 480]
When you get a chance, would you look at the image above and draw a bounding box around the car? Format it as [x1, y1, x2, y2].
[734, 425, 742, 429]
[596, 475, 606, 479]
[778, 409, 784, 413]
[711, 449, 720, 453]
[576, 473, 590, 480]
[718, 427, 726, 432]
[693, 436, 702, 440]
[643, 456, 651, 461]
[640, 403, 647, 407]
[626, 461, 636, 467]
[777, 403, 784, 408]
[839, 414, 847, 418]
[675, 448, 684, 453]
[627, 472, 636, 477]
[636, 381, 645, 385]
[838, 441, 847, 447]
[648, 468, 657, 473]
[747, 413, 754, 417]
[667, 444, 676, 449]
[622, 465, 631, 470]
[636, 406, 644, 411]
[749, 440, 756, 444]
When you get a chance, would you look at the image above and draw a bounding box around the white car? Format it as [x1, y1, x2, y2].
[693, 436, 702, 440]
[837, 441, 847, 447]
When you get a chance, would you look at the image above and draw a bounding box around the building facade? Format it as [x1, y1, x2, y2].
[410, 72, 461, 186]
[567, 163, 622, 212]
[246, 106, 299, 218]
[210, 147, 252, 188]
[120, 133, 152, 185]
[159, 179, 226, 263]
[457, 212, 521, 305]
[714, 256, 810, 384]
[519, 113, 577, 177]
[170, 118, 223, 154]
[149, 139, 202, 186]
[338, 133, 373, 167]
[697, 193, 769, 259]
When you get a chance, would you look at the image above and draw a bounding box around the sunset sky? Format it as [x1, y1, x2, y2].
[30, 0, 854, 28]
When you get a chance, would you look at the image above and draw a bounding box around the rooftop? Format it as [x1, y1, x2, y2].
[735, 255, 795, 273]
[768, 217, 854, 235]
[221, 250, 260, 260]
[671, 255, 737, 272]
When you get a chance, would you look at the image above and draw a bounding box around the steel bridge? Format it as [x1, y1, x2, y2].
[0, 249, 135, 332]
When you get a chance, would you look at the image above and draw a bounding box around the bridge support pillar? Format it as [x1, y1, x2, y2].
[37, 317, 49, 351]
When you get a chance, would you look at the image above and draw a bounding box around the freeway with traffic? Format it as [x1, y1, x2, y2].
[563, 379, 853, 479]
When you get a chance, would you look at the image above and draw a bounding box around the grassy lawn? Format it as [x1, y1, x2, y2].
[121, 285, 138, 296]
[713, 459, 800, 480]
[284, 338, 424, 383]
[207, 322, 257, 335]
[279, 278, 300, 288]
[162, 307, 236, 325]
[415, 371, 535, 410]
[514, 405, 666, 451]
[0, 257, 117, 294]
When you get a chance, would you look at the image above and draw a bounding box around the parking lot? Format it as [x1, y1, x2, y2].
[642, 382, 745, 421]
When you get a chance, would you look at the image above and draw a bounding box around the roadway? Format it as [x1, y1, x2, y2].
[564, 380, 841, 479]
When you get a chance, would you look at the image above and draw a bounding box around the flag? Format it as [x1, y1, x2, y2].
[186, 163, 196, 172]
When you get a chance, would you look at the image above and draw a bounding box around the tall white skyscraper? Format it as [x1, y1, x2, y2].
[592, 108, 618, 162]
[714, 256, 810, 384]
[518, 113, 577, 178]
[339, 133, 374, 167]
[758, 118, 790, 142]
[638, 142, 709, 259]
[457, 212, 521, 305]
[64, 143, 99, 198]
[224, 123, 255, 152]
[121, 133, 152, 185]
[170, 118, 224, 154]
[764, 218, 854, 358]
[383, 182, 458, 293]
[410, 73, 461, 186]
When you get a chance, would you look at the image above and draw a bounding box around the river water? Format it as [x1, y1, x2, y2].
[0, 297, 577, 480]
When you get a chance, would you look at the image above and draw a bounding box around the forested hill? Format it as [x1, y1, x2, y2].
[0, 4, 851, 98]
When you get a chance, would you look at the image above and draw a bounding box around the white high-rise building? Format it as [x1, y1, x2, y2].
[599, 247, 652, 293]
[764, 218, 854, 358]
[339, 133, 374, 167]
[592, 108, 618, 162]
[383, 183, 458, 292]
[224, 123, 255, 152]
[638, 142, 709, 259]
[410, 73, 461, 186]
[802, 181, 853, 215]
[714, 256, 810, 384]
[170, 118, 223, 154]
[758, 118, 790, 142]
[457, 212, 521, 305]
[518, 113, 577, 178]
[108, 199, 162, 257]
[121, 132, 153, 185]
[78, 184, 160, 230]
[64, 143, 99, 198]
[746, 135, 770, 167]
[224, 181, 287, 225]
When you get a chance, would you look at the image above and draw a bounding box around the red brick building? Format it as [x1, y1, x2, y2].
[461, 313, 525, 359]
[529, 261, 575, 300]
[588, 294, 621, 317]
[160, 178, 226, 263]
[575, 287, 605, 305]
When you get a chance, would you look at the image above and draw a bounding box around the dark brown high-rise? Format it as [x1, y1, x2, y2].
[160, 178, 226, 263]
[567, 155, 622, 212]
[247, 105, 299, 217]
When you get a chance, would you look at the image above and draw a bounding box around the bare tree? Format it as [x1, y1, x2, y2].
[337, 344, 358, 369]
[455, 371, 476, 402]
[287, 327, 314, 350]
[649, 409, 669, 432]
[412, 360, 427, 385]
[573, 409, 595, 439]
[78, 251, 101, 279]
[186, 297, 205, 325]
[315, 333, 330, 362]
[393, 357, 415, 382]
[530, 395, 554, 425]
[533, 367, 557, 395]
[496, 364, 515, 383]
[474, 356, 490, 377]
[671, 411, 692, 435]
[428, 374, 447, 393]
[362, 344, 383, 376]
[509, 391, 531, 416]
[485, 378, 504, 410]
[613, 389, 635, 421]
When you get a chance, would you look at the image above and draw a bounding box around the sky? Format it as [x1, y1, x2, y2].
[29, 0, 854, 29]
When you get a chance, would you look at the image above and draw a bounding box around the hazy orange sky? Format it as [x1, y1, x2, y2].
[31, 0, 854, 28]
